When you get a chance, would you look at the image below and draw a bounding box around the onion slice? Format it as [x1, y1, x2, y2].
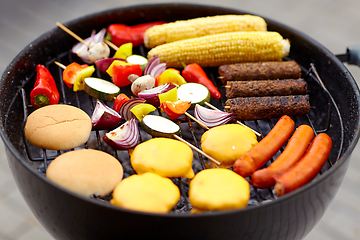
[138, 83, 176, 107]
[91, 100, 122, 130]
[103, 118, 140, 150]
[95, 58, 127, 73]
[144, 55, 166, 78]
[194, 104, 236, 128]
[71, 28, 107, 64]
[119, 98, 146, 121]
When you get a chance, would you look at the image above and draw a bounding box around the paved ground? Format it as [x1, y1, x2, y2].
[1, 0, 360, 239]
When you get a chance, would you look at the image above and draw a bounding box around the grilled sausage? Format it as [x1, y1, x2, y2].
[224, 95, 310, 121]
[274, 133, 332, 196]
[250, 124, 314, 189]
[225, 79, 308, 98]
[233, 115, 295, 178]
[218, 60, 302, 84]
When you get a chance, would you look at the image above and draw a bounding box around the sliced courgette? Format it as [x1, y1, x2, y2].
[140, 115, 181, 138]
[84, 77, 120, 102]
[177, 83, 210, 109]
[126, 54, 149, 71]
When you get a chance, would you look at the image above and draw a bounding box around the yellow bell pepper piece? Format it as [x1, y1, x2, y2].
[73, 65, 95, 92]
[130, 103, 156, 121]
[113, 42, 133, 59]
[156, 69, 187, 87]
[189, 168, 250, 211]
[110, 172, 180, 214]
[131, 137, 195, 179]
[201, 124, 258, 168]
[158, 87, 178, 105]
[106, 60, 129, 77]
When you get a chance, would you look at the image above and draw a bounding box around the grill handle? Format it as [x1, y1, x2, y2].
[336, 45, 360, 67]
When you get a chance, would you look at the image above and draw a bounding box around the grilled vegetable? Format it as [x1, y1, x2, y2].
[233, 115, 295, 178]
[250, 124, 314, 189]
[126, 55, 149, 71]
[112, 63, 143, 87]
[107, 21, 166, 47]
[113, 42, 132, 59]
[140, 115, 181, 138]
[113, 93, 130, 113]
[155, 68, 186, 87]
[30, 64, 60, 109]
[103, 118, 140, 150]
[131, 75, 155, 96]
[177, 83, 210, 109]
[144, 14, 267, 48]
[84, 77, 120, 101]
[87, 42, 110, 63]
[181, 62, 221, 99]
[274, 133, 332, 196]
[194, 104, 236, 129]
[130, 103, 156, 121]
[138, 83, 176, 107]
[73, 65, 95, 92]
[160, 100, 191, 120]
[62, 62, 89, 88]
[218, 60, 301, 84]
[147, 31, 290, 68]
[91, 100, 122, 130]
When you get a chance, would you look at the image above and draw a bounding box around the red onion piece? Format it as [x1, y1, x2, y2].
[144, 55, 160, 75]
[71, 28, 107, 64]
[119, 98, 146, 121]
[150, 63, 167, 79]
[137, 83, 176, 107]
[194, 104, 236, 128]
[91, 100, 122, 130]
[103, 118, 140, 150]
[95, 58, 126, 73]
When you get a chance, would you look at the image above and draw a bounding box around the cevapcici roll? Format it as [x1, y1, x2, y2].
[225, 79, 308, 98]
[225, 95, 310, 121]
[218, 60, 301, 84]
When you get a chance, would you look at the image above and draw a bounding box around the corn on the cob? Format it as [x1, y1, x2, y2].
[144, 14, 267, 48]
[147, 31, 290, 69]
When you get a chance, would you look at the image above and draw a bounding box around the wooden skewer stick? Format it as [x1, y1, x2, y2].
[205, 102, 261, 137]
[54, 61, 66, 70]
[172, 134, 220, 165]
[56, 22, 89, 47]
[184, 112, 209, 130]
[105, 39, 119, 51]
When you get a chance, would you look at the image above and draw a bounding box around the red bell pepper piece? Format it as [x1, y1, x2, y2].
[107, 21, 166, 47]
[181, 62, 221, 99]
[160, 100, 191, 120]
[30, 64, 60, 109]
[112, 64, 142, 87]
[113, 93, 130, 113]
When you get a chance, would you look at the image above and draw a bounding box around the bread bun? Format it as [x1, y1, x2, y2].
[46, 149, 123, 197]
[24, 104, 92, 150]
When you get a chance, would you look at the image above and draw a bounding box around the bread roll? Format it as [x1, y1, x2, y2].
[46, 149, 123, 197]
[24, 104, 92, 150]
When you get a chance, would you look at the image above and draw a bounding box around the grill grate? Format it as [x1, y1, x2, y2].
[18, 46, 343, 213]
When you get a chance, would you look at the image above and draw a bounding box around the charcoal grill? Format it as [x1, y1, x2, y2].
[1, 3, 360, 240]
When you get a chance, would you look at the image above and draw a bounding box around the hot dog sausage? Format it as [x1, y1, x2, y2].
[274, 133, 332, 197]
[250, 124, 314, 189]
[233, 115, 295, 178]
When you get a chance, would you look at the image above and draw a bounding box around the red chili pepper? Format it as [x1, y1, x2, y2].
[181, 62, 221, 99]
[107, 21, 166, 47]
[160, 100, 191, 120]
[112, 64, 142, 87]
[30, 64, 60, 109]
[113, 93, 130, 113]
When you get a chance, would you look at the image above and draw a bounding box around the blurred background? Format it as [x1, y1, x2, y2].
[1, 0, 360, 239]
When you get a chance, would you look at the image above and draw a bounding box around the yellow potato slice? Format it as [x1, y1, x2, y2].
[110, 172, 180, 214]
[189, 168, 250, 211]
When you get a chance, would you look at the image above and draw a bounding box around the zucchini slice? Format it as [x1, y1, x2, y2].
[177, 83, 210, 109]
[84, 77, 120, 102]
[126, 54, 149, 71]
[140, 115, 181, 138]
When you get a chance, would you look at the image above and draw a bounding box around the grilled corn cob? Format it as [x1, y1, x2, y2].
[144, 14, 267, 48]
[147, 31, 290, 68]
